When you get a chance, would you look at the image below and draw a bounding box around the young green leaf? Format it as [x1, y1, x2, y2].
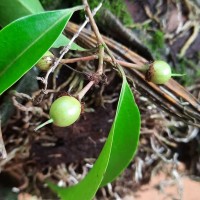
[0, 0, 83, 49]
[0, 8, 81, 95]
[48, 78, 141, 200]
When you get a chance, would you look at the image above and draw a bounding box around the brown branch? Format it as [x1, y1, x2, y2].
[83, 0, 105, 76]
[61, 55, 148, 71]
[83, 0, 104, 44]
[82, 1, 124, 72]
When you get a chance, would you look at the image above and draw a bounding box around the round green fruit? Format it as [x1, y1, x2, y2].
[50, 96, 81, 127]
[145, 60, 172, 84]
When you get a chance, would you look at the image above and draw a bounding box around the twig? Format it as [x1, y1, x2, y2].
[83, 0, 104, 44]
[83, 0, 119, 70]
[97, 45, 104, 74]
[61, 55, 98, 64]
[77, 0, 106, 100]
[61, 55, 147, 71]
[83, 0, 105, 86]
[77, 0, 128, 100]
[61, 2, 102, 55]
[38, 3, 102, 92]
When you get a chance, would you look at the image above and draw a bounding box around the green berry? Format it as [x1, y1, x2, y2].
[50, 96, 81, 127]
[145, 60, 171, 84]
[36, 51, 54, 71]
[34, 96, 81, 131]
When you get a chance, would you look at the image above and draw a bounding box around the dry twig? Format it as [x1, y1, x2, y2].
[37, 3, 102, 92]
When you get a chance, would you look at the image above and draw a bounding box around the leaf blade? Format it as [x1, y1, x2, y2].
[0, 0, 44, 27]
[49, 78, 141, 200]
[0, 0, 83, 49]
[101, 79, 140, 186]
[0, 9, 74, 95]
[48, 134, 112, 199]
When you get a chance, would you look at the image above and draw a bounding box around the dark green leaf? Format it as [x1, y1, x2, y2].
[0, 8, 78, 95]
[49, 78, 141, 200]
[0, 0, 83, 49]
[0, 0, 44, 27]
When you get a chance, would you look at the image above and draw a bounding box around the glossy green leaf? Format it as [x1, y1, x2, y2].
[100, 79, 140, 186]
[0, 0, 44, 27]
[0, 8, 80, 95]
[49, 78, 141, 200]
[0, 0, 83, 49]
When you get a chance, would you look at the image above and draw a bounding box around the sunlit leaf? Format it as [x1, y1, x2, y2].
[49, 77, 141, 200]
[0, 0, 83, 49]
[0, 8, 81, 95]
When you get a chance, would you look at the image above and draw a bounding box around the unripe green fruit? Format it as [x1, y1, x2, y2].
[145, 60, 171, 84]
[34, 96, 81, 131]
[50, 96, 81, 127]
[36, 51, 54, 71]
